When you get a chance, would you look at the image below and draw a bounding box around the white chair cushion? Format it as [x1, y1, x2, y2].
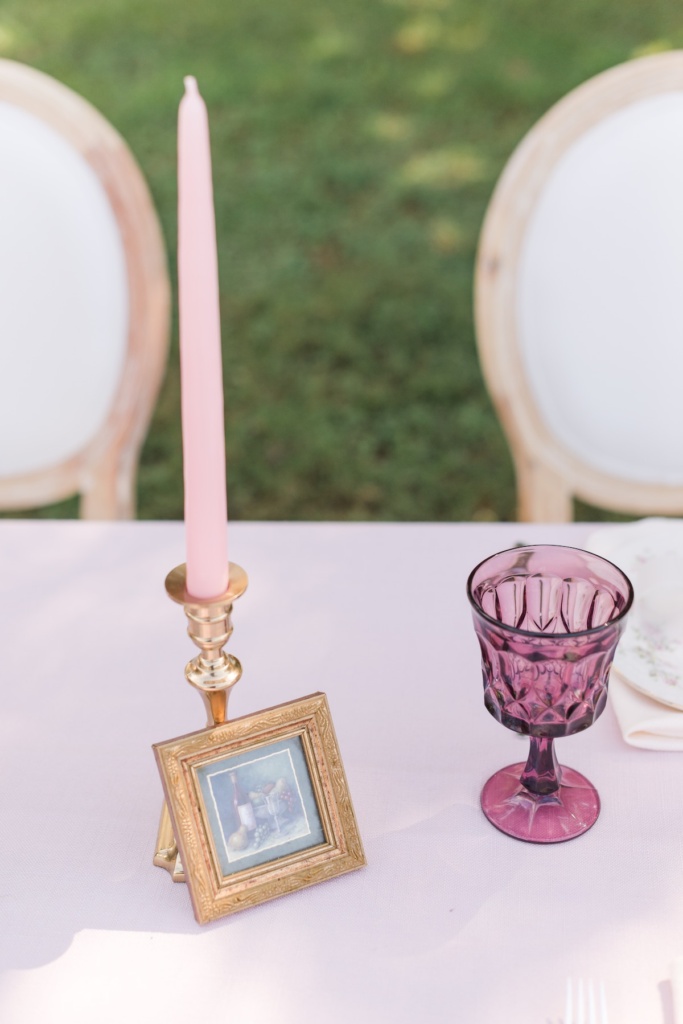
[0, 100, 128, 476]
[518, 92, 683, 485]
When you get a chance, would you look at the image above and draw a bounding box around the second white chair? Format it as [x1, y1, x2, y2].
[0, 59, 170, 519]
[475, 51, 683, 521]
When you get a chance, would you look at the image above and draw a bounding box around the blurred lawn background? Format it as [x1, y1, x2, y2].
[1, 0, 678, 521]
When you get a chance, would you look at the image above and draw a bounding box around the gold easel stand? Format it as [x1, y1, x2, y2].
[153, 561, 248, 882]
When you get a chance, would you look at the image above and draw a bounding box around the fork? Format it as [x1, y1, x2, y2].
[565, 978, 609, 1024]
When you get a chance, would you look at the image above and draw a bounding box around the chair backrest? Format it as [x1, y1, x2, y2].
[475, 51, 683, 522]
[0, 59, 170, 518]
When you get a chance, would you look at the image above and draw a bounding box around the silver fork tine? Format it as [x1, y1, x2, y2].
[564, 978, 608, 1024]
[565, 977, 573, 1024]
[599, 980, 609, 1024]
[588, 980, 597, 1024]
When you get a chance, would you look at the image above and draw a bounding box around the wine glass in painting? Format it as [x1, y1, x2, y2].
[467, 545, 633, 843]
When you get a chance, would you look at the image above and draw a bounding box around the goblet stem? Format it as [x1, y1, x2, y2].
[520, 737, 561, 796]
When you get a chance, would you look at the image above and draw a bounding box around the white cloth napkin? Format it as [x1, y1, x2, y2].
[586, 521, 683, 751]
[609, 669, 683, 750]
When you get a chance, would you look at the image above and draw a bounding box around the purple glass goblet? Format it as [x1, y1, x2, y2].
[467, 545, 633, 843]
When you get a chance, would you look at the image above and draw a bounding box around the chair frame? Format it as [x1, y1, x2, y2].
[0, 59, 170, 519]
[475, 50, 683, 522]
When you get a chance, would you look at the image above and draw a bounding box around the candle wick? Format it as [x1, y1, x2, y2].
[184, 76, 199, 95]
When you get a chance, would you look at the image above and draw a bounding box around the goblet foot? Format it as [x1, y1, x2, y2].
[480, 762, 600, 844]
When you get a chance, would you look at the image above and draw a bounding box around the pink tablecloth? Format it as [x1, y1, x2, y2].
[0, 520, 679, 1023]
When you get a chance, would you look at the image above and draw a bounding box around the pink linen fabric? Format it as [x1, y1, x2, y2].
[0, 520, 679, 1024]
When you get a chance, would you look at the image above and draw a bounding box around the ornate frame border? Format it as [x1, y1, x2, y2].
[153, 692, 365, 924]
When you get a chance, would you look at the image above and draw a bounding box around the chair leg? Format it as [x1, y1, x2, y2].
[516, 460, 573, 522]
[79, 449, 136, 520]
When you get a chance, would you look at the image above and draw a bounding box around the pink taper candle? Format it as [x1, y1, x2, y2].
[178, 76, 229, 598]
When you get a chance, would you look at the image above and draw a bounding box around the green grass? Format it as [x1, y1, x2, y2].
[2, 0, 681, 521]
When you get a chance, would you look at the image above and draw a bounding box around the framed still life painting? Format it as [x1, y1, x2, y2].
[153, 692, 365, 923]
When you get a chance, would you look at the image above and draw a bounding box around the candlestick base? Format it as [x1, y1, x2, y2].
[154, 561, 248, 881]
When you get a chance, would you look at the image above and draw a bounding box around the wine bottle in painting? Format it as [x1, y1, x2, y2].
[230, 771, 256, 831]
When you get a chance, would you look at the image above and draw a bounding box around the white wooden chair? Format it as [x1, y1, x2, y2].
[475, 51, 683, 522]
[0, 59, 170, 519]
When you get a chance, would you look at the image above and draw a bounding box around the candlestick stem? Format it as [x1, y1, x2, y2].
[153, 562, 248, 880]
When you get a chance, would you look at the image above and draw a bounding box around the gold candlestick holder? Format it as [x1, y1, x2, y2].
[153, 561, 248, 881]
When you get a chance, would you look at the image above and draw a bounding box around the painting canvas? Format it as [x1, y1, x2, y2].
[196, 734, 326, 876]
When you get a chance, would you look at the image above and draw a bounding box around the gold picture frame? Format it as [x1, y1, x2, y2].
[153, 692, 365, 924]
